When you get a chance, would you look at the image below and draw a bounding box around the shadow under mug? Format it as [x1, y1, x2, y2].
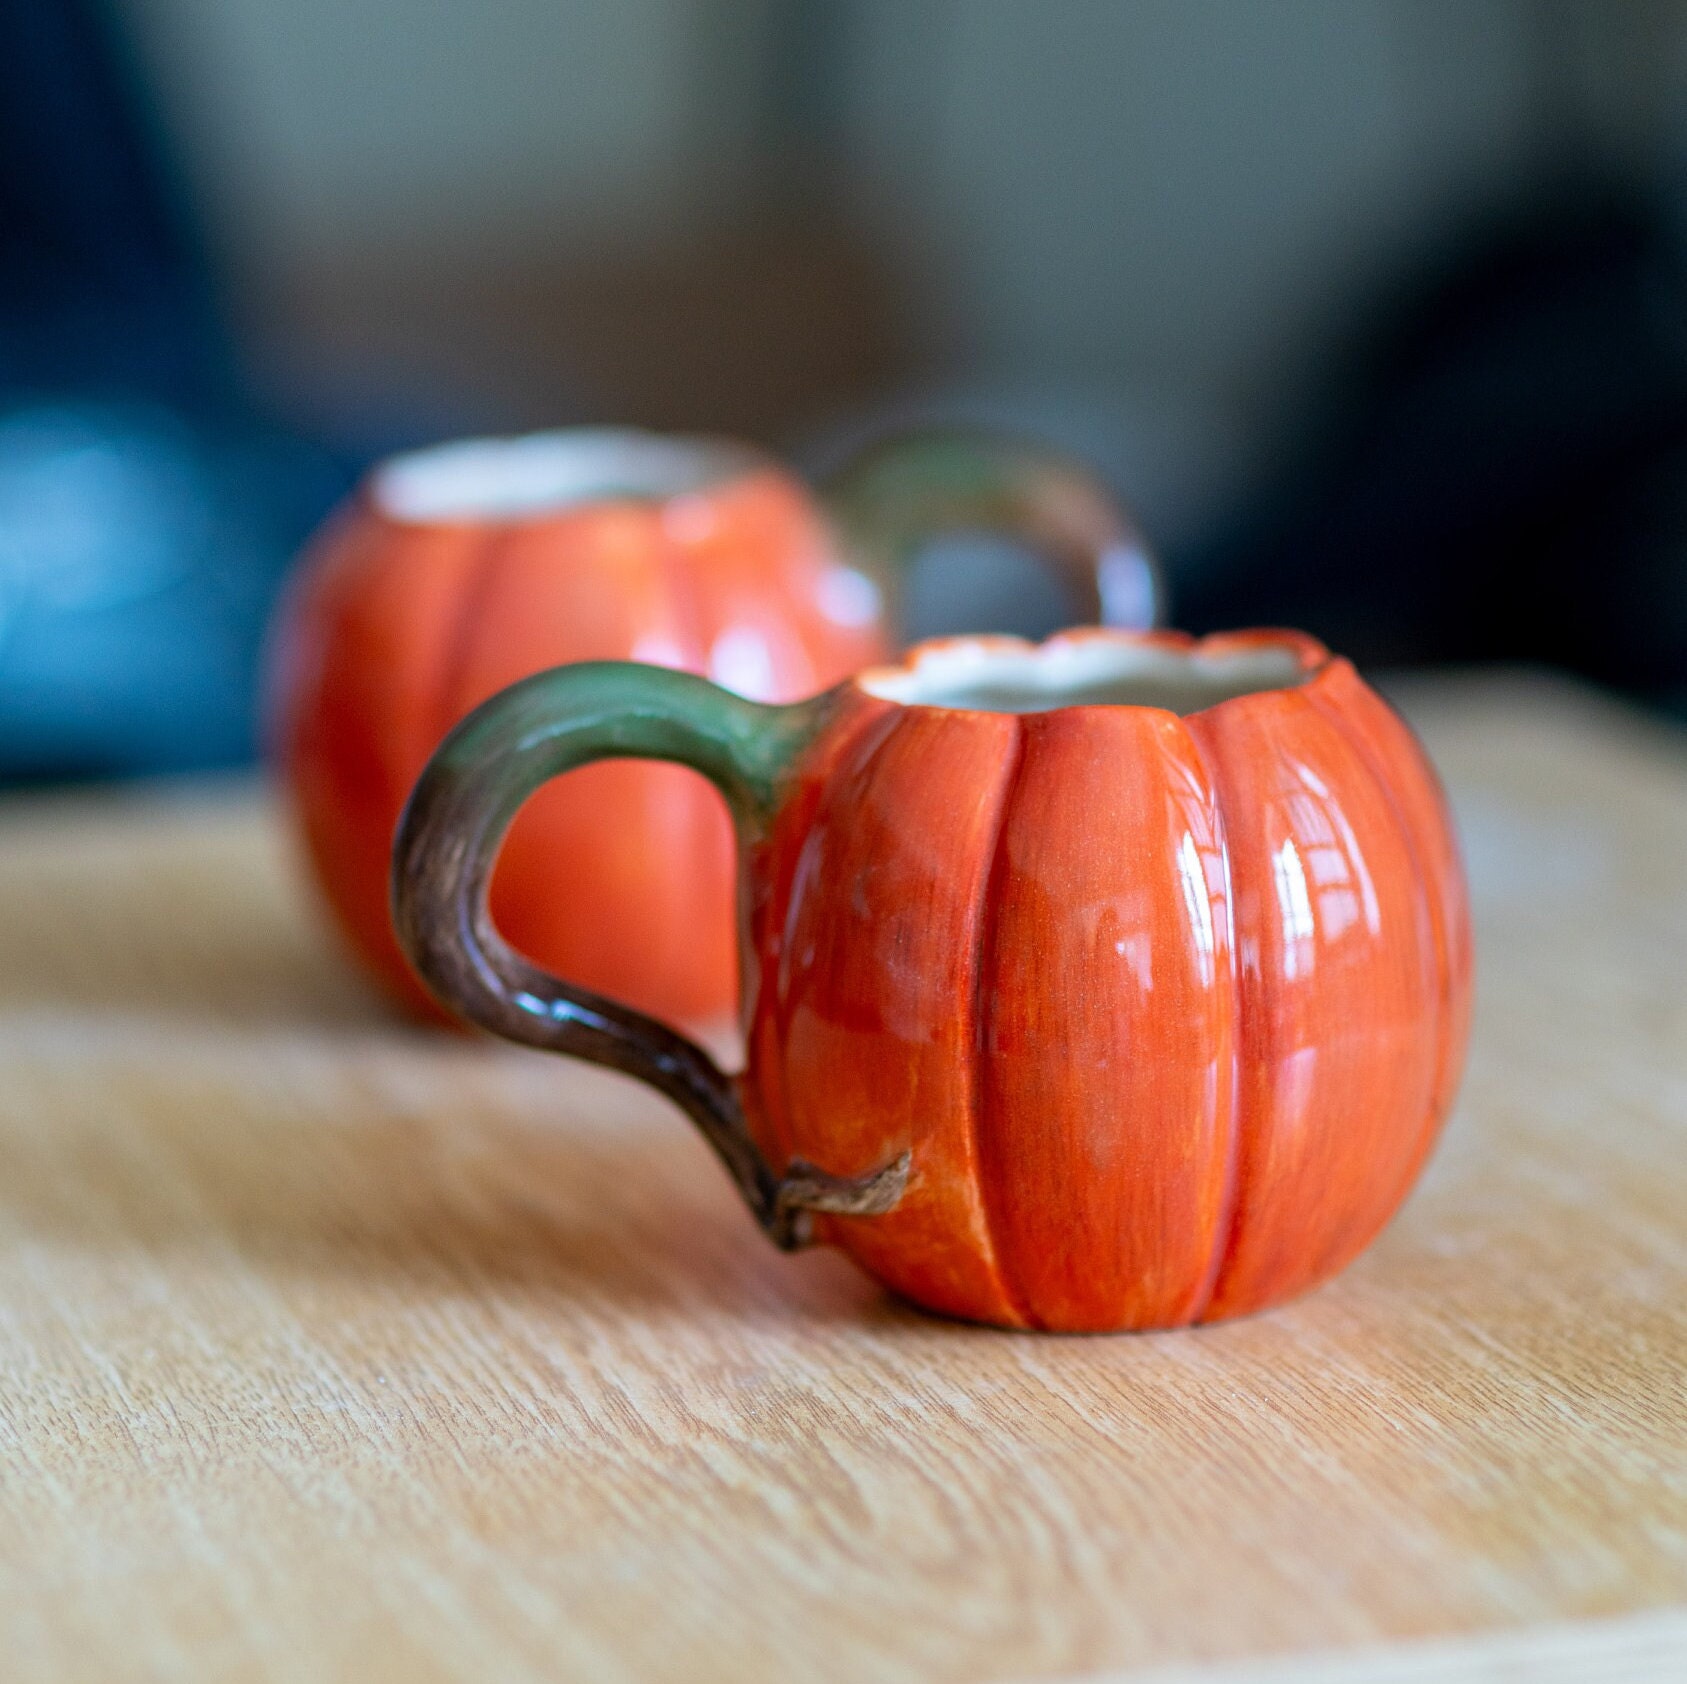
[392, 627, 1471, 1333]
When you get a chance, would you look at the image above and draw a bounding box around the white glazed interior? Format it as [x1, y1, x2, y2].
[859, 637, 1312, 716]
[372, 427, 759, 522]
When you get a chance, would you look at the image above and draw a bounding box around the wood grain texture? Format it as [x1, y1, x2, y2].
[1051, 1608, 1687, 1683]
[0, 672, 1683, 1682]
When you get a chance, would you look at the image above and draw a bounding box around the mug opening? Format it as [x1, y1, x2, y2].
[858, 636, 1314, 716]
[372, 428, 761, 523]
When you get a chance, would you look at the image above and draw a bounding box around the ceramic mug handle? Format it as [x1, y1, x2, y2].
[819, 427, 1161, 631]
[390, 660, 909, 1250]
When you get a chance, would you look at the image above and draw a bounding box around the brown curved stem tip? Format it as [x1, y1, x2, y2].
[390, 659, 909, 1250]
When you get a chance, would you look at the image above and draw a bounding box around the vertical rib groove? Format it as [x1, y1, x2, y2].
[1184, 728, 1244, 1324]
[969, 717, 1036, 1330]
[432, 525, 522, 745]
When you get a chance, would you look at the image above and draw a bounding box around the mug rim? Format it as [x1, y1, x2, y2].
[365, 425, 776, 528]
[852, 626, 1333, 721]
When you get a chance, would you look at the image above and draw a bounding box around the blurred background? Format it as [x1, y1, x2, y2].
[8, 0, 1687, 781]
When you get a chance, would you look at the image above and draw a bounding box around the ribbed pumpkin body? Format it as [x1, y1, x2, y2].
[273, 465, 882, 1024]
[741, 632, 1471, 1331]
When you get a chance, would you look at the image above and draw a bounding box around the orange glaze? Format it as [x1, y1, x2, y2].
[740, 630, 1472, 1331]
[271, 465, 883, 1026]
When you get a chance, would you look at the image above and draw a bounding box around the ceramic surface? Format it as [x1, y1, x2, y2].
[272, 427, 1150, 1025]
[748, 630, 1472, 1327]
[392, 626, 1469, 1333]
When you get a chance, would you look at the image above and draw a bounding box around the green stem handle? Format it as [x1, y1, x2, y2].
[389, 661, 909, 1250]
[820, 427, 1160, 631]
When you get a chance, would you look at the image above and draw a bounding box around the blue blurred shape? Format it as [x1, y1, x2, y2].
[0, 0, 360, 780]
[0, 400, 340, 778]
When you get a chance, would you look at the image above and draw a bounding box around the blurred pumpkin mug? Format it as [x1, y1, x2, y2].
[392, 627, 1472, 1332]
[269, 427, 1155, 1026]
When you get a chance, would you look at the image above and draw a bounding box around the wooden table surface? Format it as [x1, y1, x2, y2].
[0, 673, 1683, 1684]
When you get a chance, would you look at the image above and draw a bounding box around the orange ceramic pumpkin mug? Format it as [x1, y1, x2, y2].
[269, 427, 1156, 1026]
[392, 627, 1472, 1332]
